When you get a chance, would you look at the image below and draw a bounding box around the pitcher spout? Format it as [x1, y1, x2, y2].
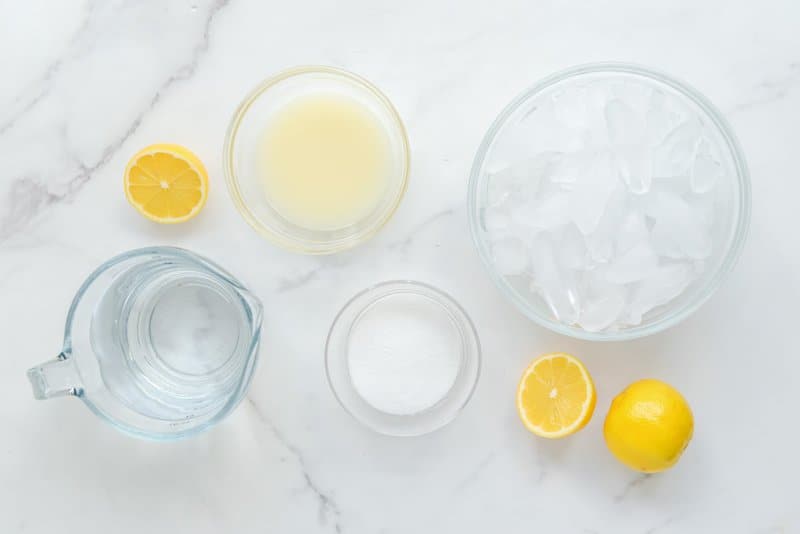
[27, 353, 84, 400]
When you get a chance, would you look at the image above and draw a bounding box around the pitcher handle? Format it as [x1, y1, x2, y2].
[27, 353, 83, 399]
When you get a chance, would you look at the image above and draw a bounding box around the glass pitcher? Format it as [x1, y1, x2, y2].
[27, 247, 262, 440]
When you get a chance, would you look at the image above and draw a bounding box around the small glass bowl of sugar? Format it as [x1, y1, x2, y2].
[468, 63, 751, 340]
[325, 281, 481, 436]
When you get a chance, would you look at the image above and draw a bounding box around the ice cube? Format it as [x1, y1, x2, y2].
[605, 99, 644, 146]
[529, 235, 558, 279]
[585, 186, 628, 262]
[585, 232, 614, 264]
[645, 89, 678, 146]
[557, 224, 588, 270]
[583, 83, 613, 146]
[482, 204, 512, 233]
[625, 264, 692, 325]
[579, 292, 627, 332]
[642, 190, 688, 220]
[644, 191, 713, 259]
[535, 282, 581, 325]
[549, 150, 590, 185]
[653, 120, 702, 178]
[642, 191, 690, 259]
[616, 211, 649, 254]
[512, 192, 572, 230]
[571, 189, 613, 235]
[680, 225, 712, 260]
[552, 87, 590, 129]
[487, 167, 514, 206]
[589, 149, 621, 189]
[485, 131, 535, 173]
[491, 237, 528, 276]
[529, 236, 580, 324]
[614, 144, 653, 195]
[580, 265, 618, 297]
[604, 242, 660, 284]
[691, 139, 723, 193]
[526, 103, 589, 153]
[648, 172, 692, 199]
[650, 221, 685, 259]
[570, 150, 620, 235]
[488, 151, 560, 205]
[688, 192, 715, 229]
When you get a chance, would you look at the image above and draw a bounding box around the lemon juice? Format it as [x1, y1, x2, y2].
[259, 93, 392, 230]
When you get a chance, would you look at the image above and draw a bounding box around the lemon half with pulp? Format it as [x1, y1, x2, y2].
[124, 143, 208, 223]
[516, 352, 597, 438]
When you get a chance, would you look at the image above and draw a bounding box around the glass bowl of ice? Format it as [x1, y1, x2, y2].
[468, 63, 750, 340]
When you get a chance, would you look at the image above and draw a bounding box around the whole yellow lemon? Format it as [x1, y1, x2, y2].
[603, 379, 693, 473]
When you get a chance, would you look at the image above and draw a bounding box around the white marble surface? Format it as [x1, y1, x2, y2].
[1, 1, 798, 532]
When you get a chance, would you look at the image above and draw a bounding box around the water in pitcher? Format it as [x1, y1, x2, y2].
[89, 258, 253, 421]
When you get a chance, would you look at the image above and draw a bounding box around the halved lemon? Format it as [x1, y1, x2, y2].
[516, 352, 596, 438]
[124, 143, 208, 223]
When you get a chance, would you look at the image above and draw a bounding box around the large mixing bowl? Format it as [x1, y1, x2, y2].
[468, 63, 750, 341]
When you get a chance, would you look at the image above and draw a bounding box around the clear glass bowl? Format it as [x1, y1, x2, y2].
[468, 63, 751, 341]
[224, 66, 410, 254]
[325, 281, 481, 436]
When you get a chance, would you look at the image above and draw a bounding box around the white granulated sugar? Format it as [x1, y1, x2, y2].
[484, 78, 733, 331]
[347, 294, 462, 415]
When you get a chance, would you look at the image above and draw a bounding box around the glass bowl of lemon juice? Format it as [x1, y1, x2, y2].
[224, 66, 410, 254]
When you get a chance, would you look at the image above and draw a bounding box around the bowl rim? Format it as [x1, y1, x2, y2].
[467, 61, 752, 341]
[223, 65, 410, 255]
